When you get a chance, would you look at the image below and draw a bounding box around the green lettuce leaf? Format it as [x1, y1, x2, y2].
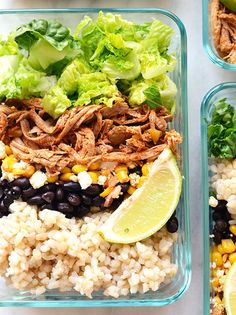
[15, 58, 57, 98]
[0, 55, 20, 99]
[58, 58, 90, 95]
[128, 74, 177, 111]
[76, 72, 121, 107]
[14, 19, 80, 72]
[42, 86, 71, 119]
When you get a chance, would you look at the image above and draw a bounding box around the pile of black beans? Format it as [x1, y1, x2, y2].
[211, 199, 234, 244]
[0, 177, 127, 219]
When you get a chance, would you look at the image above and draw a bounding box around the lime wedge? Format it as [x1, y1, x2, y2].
[224, 262, 236, 315]
[98, 148, 182, 244]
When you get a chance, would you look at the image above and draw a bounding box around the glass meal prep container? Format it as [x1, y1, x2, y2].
[203, 0, 236, 70]
[201, 82, 236, 315]
[0, 8, 191, 307]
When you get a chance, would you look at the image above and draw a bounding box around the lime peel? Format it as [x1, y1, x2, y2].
[98, 148, 182, 244]
[224, 262, 236, 315]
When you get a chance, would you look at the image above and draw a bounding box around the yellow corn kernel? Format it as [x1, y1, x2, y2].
[5, 145, 12, 156]
[60, 173, 74, 182]
[212, 252, 223, 267]
[100, 187, 113, 198]
[214, 296, 222, 305]
[117, 171, 129, 183]
[149, 128, 162, 144]
[115, 165, 128, 173]
[12, 165, 35, 178]
[61, 167, 71, 174]
[88, 162, 101, 171]
[211, 278, 219, 288]
[101, 169, 110, 176]
[47, 175, 59, 183]
[127, 186, 136, 195]
[229, 252, 236, 265]
[223, 254, 228, 263]
[217, 244, 224, 255]
[230, 225, 236, 236]
[137, 176, 147, 188]
[115, 165, 129, 183]
[142, 164, 150, 176]
[72, 164, 88, 174]
[88, 171, 99, 184]
[221, 239, 236, 254]
[2, 155, 17, 172]
[211, 268, 219, 277]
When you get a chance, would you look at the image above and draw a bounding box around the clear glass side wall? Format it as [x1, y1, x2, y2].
[201, 83, 236, 315]
[202, 0, 236, 70]
[0, 9, 190, 307]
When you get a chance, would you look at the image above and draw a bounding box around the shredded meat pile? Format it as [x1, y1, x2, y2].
[0, 98, 182, 175]
[211, 0, 236, 63]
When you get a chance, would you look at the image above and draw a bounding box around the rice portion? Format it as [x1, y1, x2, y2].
[209, 159, 236, 216]
[0, 200, 177, 298]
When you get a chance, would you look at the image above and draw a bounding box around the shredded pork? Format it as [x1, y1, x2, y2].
[0, 98, 182, 175]
[211, 0, 236, 63]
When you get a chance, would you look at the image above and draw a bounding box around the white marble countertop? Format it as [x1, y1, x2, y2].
[0, 0, 235, 314]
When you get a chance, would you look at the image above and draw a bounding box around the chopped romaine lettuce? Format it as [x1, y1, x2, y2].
[0, 13, 177, 118]
[15, 19, 80, 73]
[42, 86, 71, 119]
[76, 72, 121, 107]
[58, 58, 90, 95]
[15, 59, 57, 97]
[128, 74, 177, 111]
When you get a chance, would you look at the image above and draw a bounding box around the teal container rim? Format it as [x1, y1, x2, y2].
[201, 82, 236, 315]
[202, 0, 236, 70]
[0, 8, 191, 307]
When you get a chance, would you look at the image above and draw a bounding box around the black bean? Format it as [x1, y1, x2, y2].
[3, 195, 13, 207]
[40, 183, 57, 193]
[27, 195, 44, 206]
[81, 194, 92, 206]
[0, 201, 7, 213]
[92, 196, 104, 207]
[42, 192, 55, 203]
[75, 205, 90, 218]
[56, 187, 65, 201]
[12, 177, 30, 189]
[112, 196, 124, 209]
[1, 179, 9, 188]
[166, 217, 179, 233]
[215, 219, 228, 232]
[222, 231, 231, 239]
[212, 211, 224, 221]
[225, 211, 232, 222]
[65, 213, 75, 219]
[215, 200, 227, 212]
[214, 231, 222, 244]
[84, 184, 101, 196]
[11, 186, 21, 198]
[41, 203, 55, 210]
[120, 183, 129, 193]
[129, 166, 142, 176]
[57, 202, 74, 213]
[63, 182, 81, 192]
[67, 193, 81, 206]
[22, 187, 37, 199]
[0, 186, 3, 199]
